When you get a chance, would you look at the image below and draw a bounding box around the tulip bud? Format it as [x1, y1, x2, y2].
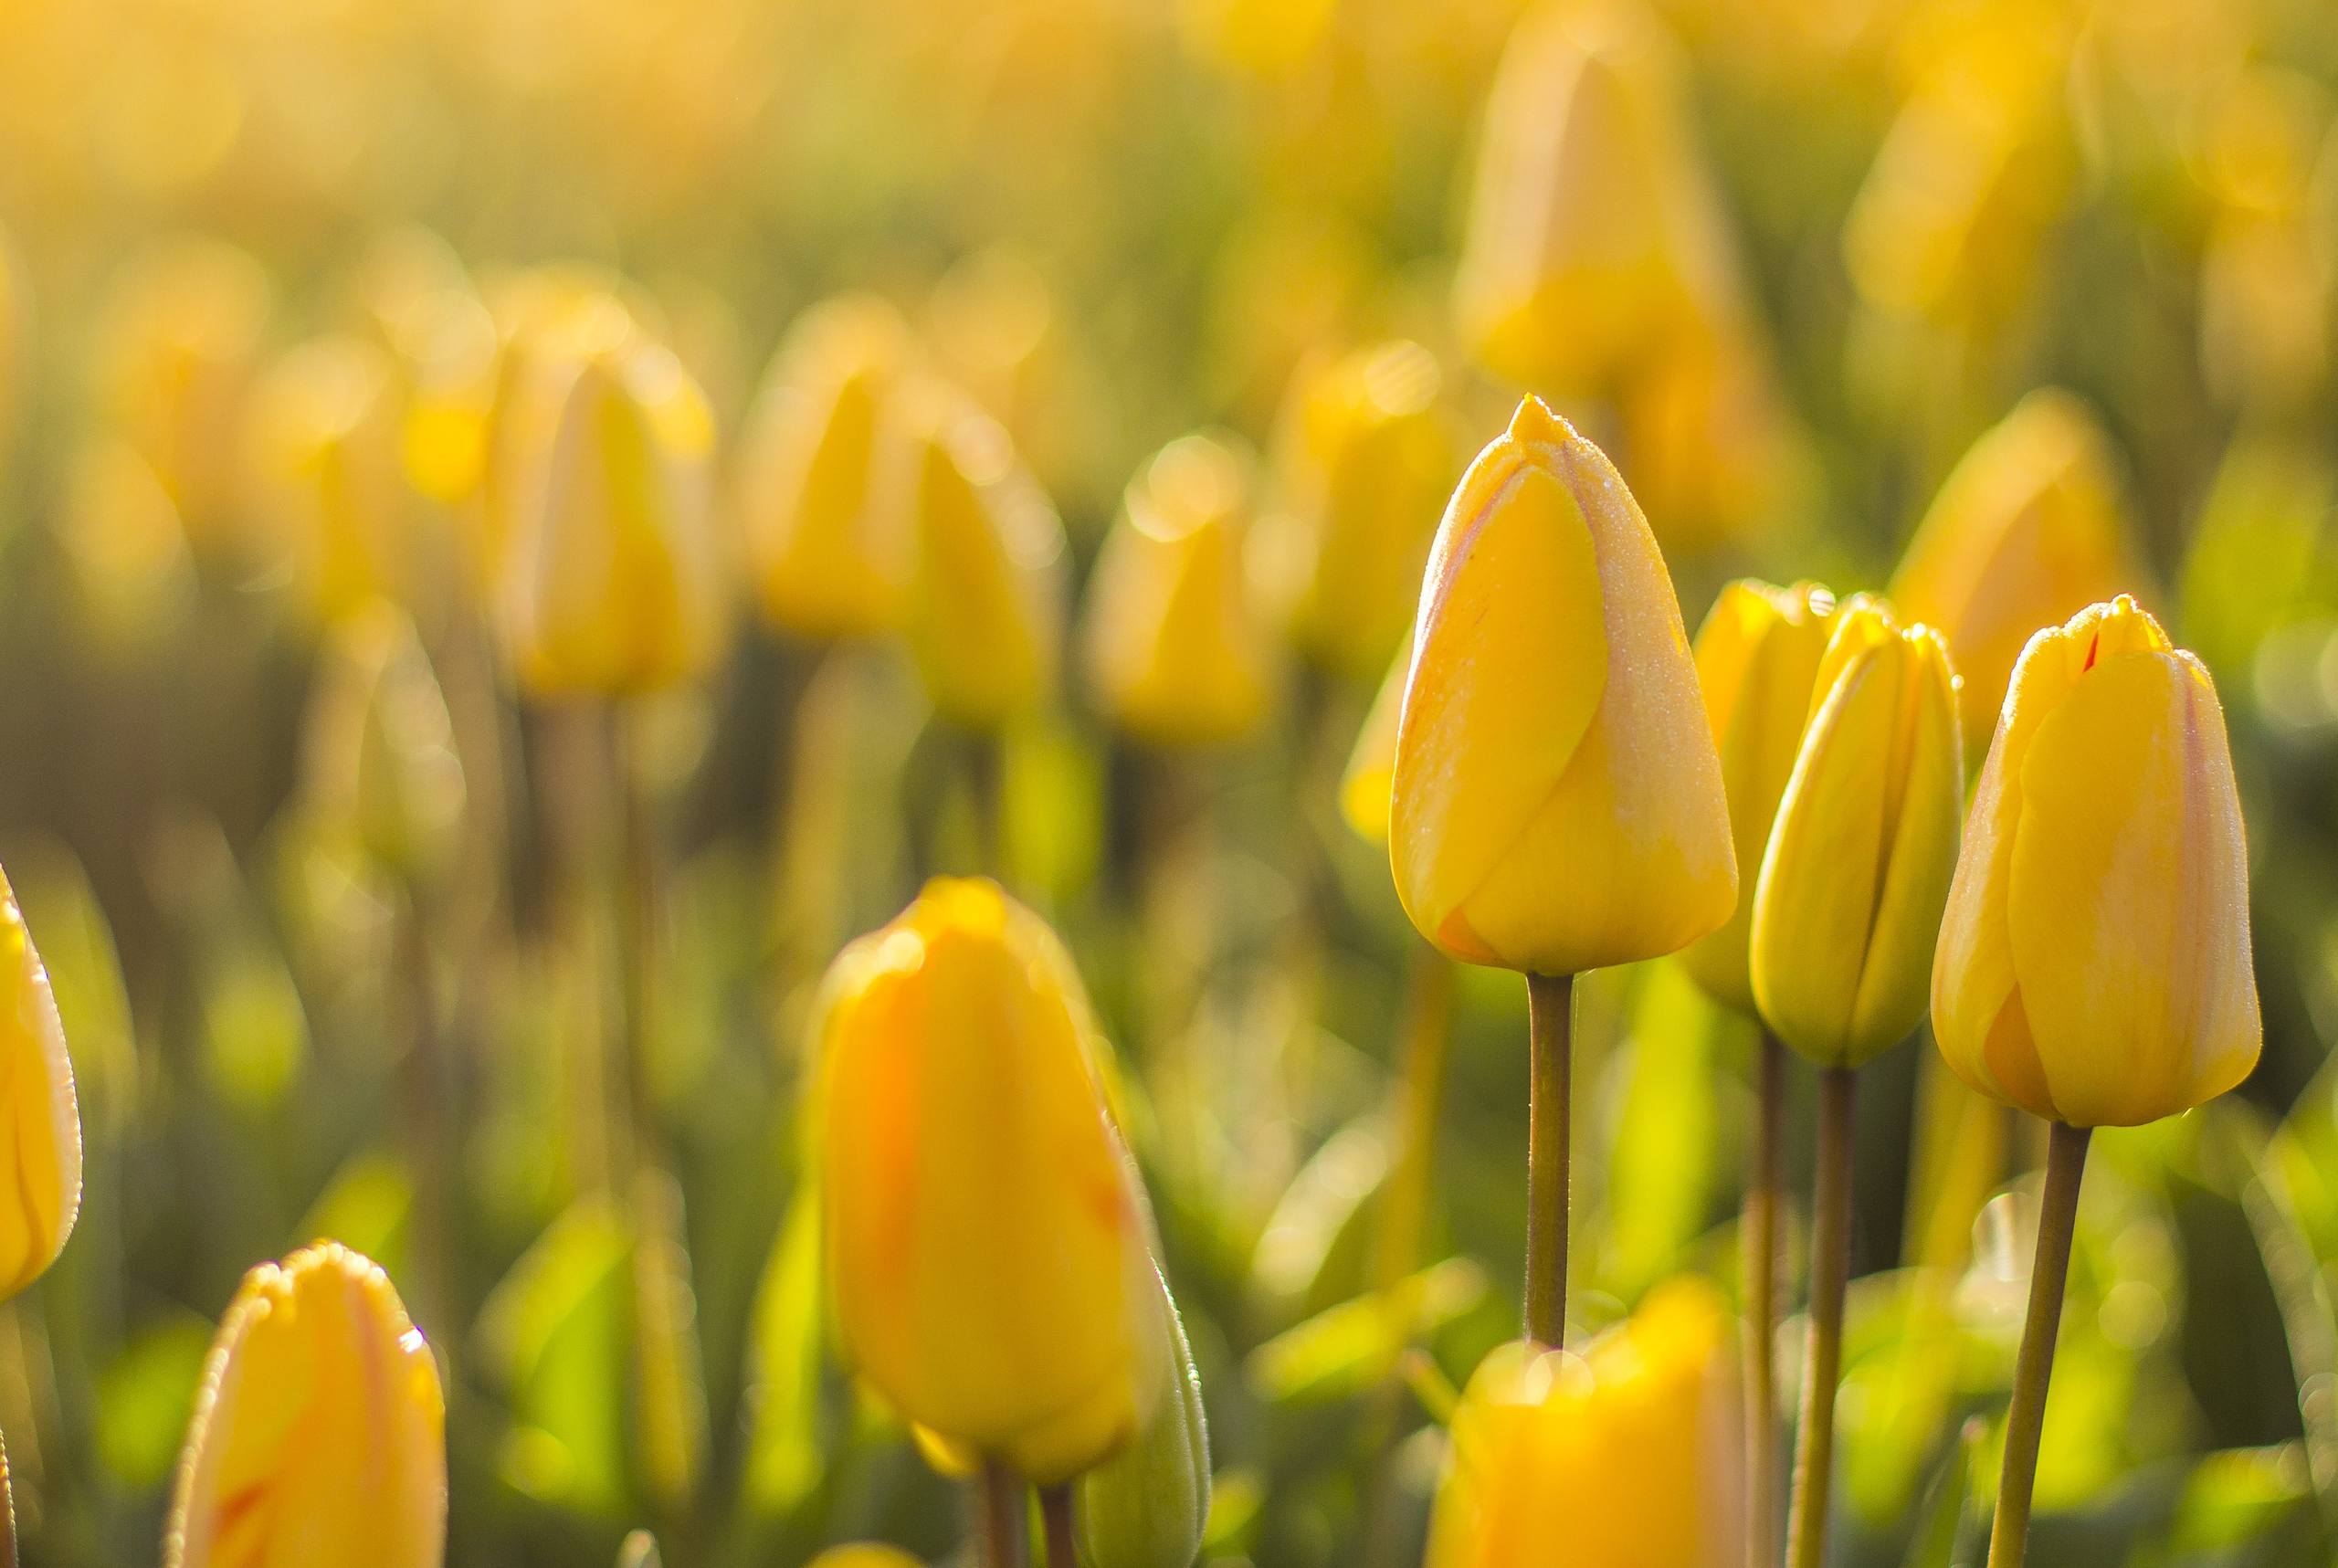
[244, 334, 409, 626]
[1079, 1264, 1211, 1568]
[300, 605, 467, 885]
[165, 1242, 446, 1568]
[1933, 597, 2259, 1127]
[1389, 397, 1734, 974]
[738, 295, 915, 640]
[2196, 70, 2333, 411]
[506, 337, 728, 696]
[899, 382, 1068, 730]
[1340, 637, 1409, 847]
[1427, 1278, 1741, 1568]
[0, 866, 81, 1298]
[1081, 434, 1276, 748]
[1617, 318, 1799, 553]
[1678, 581, 1838, 1015]
[1749, 598, 1964, 1068]
[1890, 389, 2143, 746]
[817, 879, 1166, 1483]
[1253, 340, 1456, 679]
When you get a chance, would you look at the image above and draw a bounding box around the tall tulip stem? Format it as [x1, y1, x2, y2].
[1743, 1030, 1785, 1568]
[1786, 1066, 1856, 1568]
[1986, 1121, 2091, 1568]
[1524, 972, 1575, 1348]
[1039, 1483, 1079, 1568]
[980, 1461, 1027, 1568]
[0, 1425, 16, 1568]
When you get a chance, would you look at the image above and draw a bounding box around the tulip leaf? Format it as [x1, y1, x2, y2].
[94, 1316, 216, 1490]
[2166, 1444, 2312, 1552]
[1245, 1258, 1487, 1406]
[1596, 962, 1724, 1301]
[296, 1152, 415, 1280]
[743, 1184, 829, 1516]
[476, 1198, 634, 1515]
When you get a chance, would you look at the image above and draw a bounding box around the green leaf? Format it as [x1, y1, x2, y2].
[476, 1198, 634, 1514]
[742, 1184, 828, 1515]
[1245, 1258, 1488, 1407]
[94, 1315, 216, 1491]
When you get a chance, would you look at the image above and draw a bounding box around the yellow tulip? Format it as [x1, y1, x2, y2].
[738, 295, 915, 641]
[1750, 597, 1964, 1068]
[1933, 597, 2259, 1127]
[1426, 1278, 1741, 1568]
[1889, 389, 2143, 745]
[1389, 396, 1734, 974]
[300, 605, 467, 885]
[1453, 3, 1710, 398]
[900, 382, 1068, 730]
[165, 1242, 446, 1568]
[1340, 637, 1409, 847]
[0, 866, 81, 1298]
[1678, 581, 1838, 1015]
[806, 1548, 925, 1568]
[817, 879, 1164, 1483]
[506, 337, 729, 696]
[1617, 318, 1800, 553]
[0, 229, 22, 449]
[2196, 70, 2333, 412]
[1080, 433, 1276, 748]
[244, 335, 409, 626]
[1254, 340, 1457, 679]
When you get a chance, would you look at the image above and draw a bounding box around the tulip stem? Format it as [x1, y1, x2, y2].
[1374, 945, 1459, 1296]
[1785, 1066, 1855, 1568]
[1038, 1483, 1079, 1568]
[1986, 1121, 2091, 1568]
[1524, 972, 1574, 1348]
[0, 1425, 16, 1568]
[979, 1461, 1027, 1568]
[1743, 1030, 1785, 1568]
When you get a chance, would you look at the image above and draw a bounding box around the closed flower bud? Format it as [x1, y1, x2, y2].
[507, 338, 728, 696]
[1340, 637, 1409, 847]
[738, 295, 915, 641]
[0, 866, 81, 1298]
[1081, 434, 1276, 748]
[1390, 397, 1734, 974]
[166, 1242, 446, 1568]
[818, 880, 1165, 1483]
[1750, 598, 1964, 1068]
[1079, 1263, 1212, 1568]
[900, 382, 1068, 730]
[1678, 581, 1838, 1015]
[1890, 389, 2143, 745]
[300, 605, 467, 885]
[1427, 1278, 1741, 1568]
[1253, 340, 1457, 679]
[1933, 597, 2259, 1127]
[245, 335, 409, 626]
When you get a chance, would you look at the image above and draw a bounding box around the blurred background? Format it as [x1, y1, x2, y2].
[1, 0, 2337, 1563]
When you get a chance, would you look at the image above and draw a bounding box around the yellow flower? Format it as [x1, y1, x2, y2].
[300, 605, 468, 885]
[1678, 581, 1838, 1015]
[1340, 636, 1410, 847]
[1081, 434, 1276, 747]
[2196, 70, 2333, 412]
[244, 335, 409, 626]
[1389, 397, 1734, 974]
[1617, 318, 1801, 553]
[738, 295, 915, 641]
[1933, 597, 2260, 1127]
[1749, 597, 1964, 1068]
[1426, 1278, 1741, 1568]
[0, 228, 22, 450]
[165, 1242, 446, 1568]
[806, 1549, 924, 1568]
[0, 866, 81, 1298]
[817, 879, 1164, 1483]
[900, 381, 1067, 731]
[506, 337, 729, 696]
[1890, 389, 2143, 745]
[1253, 340, 1458, 680]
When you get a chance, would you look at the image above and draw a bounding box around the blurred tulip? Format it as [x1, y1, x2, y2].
[2196, 70, 2333, 412]
[1890, 389, 2143, 744]
[1079, 1264, 1212, 1568]
[1933, 597, 2259, 1127]
[738, 294, 915, 641]
[1618, 318, 1802, 552]
[245, 335, 409, 626]
[166, 1242, 445, 1568]
[1389, 396, 1734, 974]
[1679, 581, 1838, 1016]
[347, 233, 500, 510]
[817, 879, 1164, 1483]
[0, 227, 22, 449]
[927, 249, 1083, 497]
[1750, 597, 1964, 1068]
[0, 865, 82, 1299]
[1081, 433, 1276, 747]
[1425, 1278, 1742, 1568]
[506, 336, 728, 696]
[1178, 0, 1335, 77]
[899, 381, 1068, 730]
[300, 605, 467, 886]
[806, 1549, 923, 1568]
[90, 238, 272, 546]
[1340, 637, 1408, 846]
[1253, 340, 1457, 679]
[49, 435, 196, 650]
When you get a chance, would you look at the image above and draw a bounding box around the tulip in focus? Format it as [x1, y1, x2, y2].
[1425, 1278, 1742, 1568]
[165, 1242, 446, 1568]
[1751, 597, 1964, 1068]
[1081, 433, 1276, 748]
[0, 865, 82, 1300]
[1679, 580, 1837, 1015]
[244, 335, 409, 626]
[1890, 389, 2143, 744]
[1933, 597, 2259, 1127]
[1389, 396, 1734, 975]
[1253, 340, 1456, 679]
[817, 879, 1165, 1483]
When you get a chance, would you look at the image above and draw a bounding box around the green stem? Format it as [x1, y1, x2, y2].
[1039, 1483, 1079, 1568]
[0, 1423, 16, 1568]
[612, 704, 662, 1180]
[1744, 1030, 1785, 1568]
[1785, 1066, 1856, 1568]
[980, 1461, 1027, 1568]
[1524, 973, 1575, 1348]
[1985, 1121, 2091, 1568]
